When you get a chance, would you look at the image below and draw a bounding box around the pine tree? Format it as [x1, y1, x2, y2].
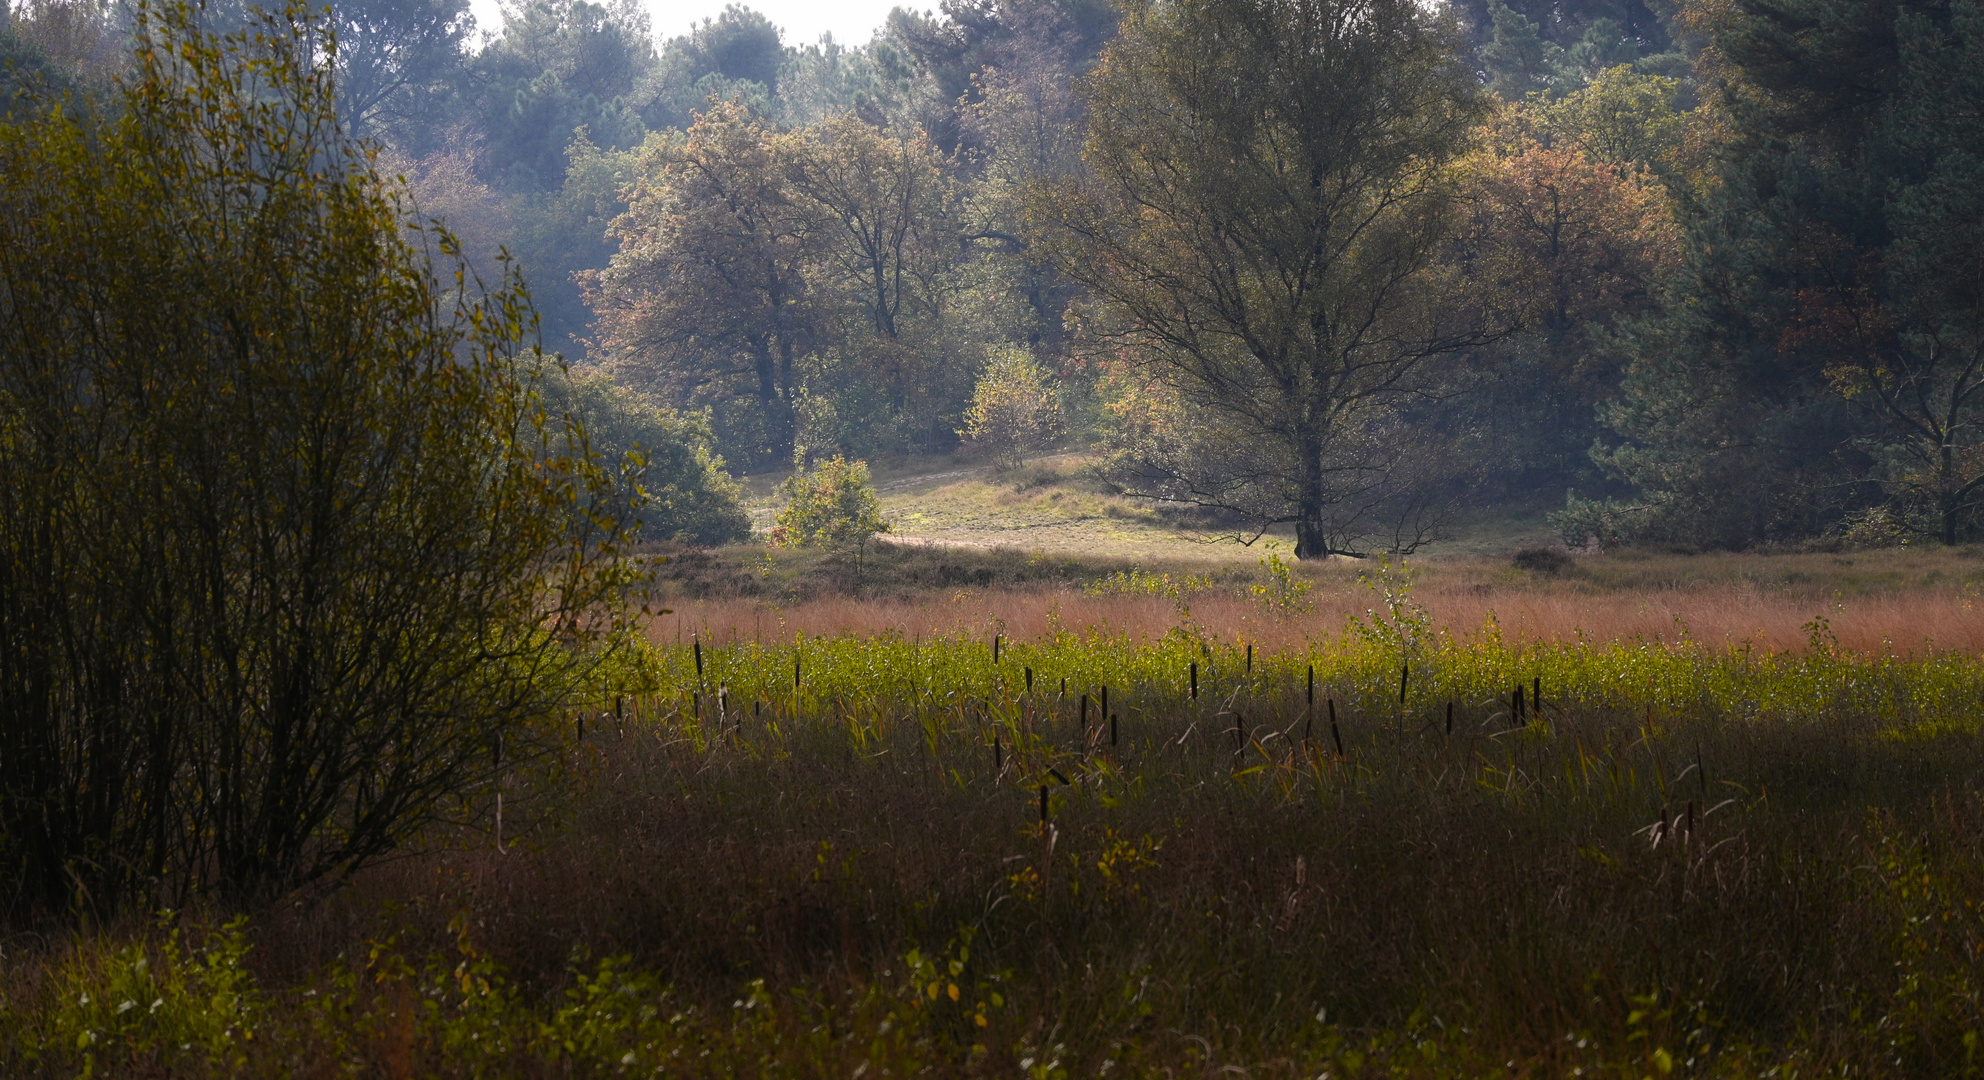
[1580, 0, 1984, 546]
[1481, 0, 1563, 99]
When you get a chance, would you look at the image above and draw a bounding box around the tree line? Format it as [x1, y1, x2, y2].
[5, 0, 1981, 558]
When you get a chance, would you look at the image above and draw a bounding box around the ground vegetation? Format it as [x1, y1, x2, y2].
[10, 619, 1984, 1074]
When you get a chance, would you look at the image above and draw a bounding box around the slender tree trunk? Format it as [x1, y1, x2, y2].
[1294, 422, 1329, 559]
[1944, 442, 1961, 545]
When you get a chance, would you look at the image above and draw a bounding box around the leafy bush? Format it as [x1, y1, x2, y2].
[773, 456, 889, 550]
[539, 367, 752, 545]
[960, 345, 1062, 469]
[26, 915, 261, 1078]
[1248, 540, 1313, 615]
[1511, 545, 1574, 573]
[0, 2, 644, 917]
[1082, 566, 1214, 602]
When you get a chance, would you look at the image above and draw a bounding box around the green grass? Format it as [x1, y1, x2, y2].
[739, 452, 1297, 566]
[12, 613, 1984, 1076]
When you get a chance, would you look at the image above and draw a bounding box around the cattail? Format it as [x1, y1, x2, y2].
[1513, 684, 1525, 725]
[1533, 675, 1541, 716]
[576, 711, 584, 743]
[1101, 684, 1109, 720]
[994, 729, 1002, 773]
[1190, 662, 1198, 700]
[1305, 666, 1315, 741]
[1039, 784, 1049, 825]
[1110, 712, 1118, 746]
[1246, 643, 1253, 673]
[794, 655, 802, 688]
[1399, 661, 1409, 704]
[1329, 698, 1343, 758]
[694, 638, 703, 679]
[994, 634, 1001, 663]
[615, 695, 624, 720]
[1025, 666, 1034, 693]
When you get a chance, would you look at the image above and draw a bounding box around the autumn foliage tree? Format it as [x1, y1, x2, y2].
[588, 99, 820, 467]
[589, 100, 971, 466]
[1453, 96, 1681, 487]
[961, 345, 1063, 467]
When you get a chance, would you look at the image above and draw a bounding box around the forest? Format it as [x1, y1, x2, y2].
[10, 0, 1979, 555]
[8, 1, 1984, 1076]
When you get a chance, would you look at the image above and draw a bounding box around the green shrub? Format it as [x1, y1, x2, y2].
[960, 345, 1062, 469]
[540, 367, 752, 545]
[772, 456, 890, 571]
[0, 1, 644, 916]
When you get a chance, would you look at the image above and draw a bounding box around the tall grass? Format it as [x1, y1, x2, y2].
[655, 577, 1984, 655]
[9, 619, 1984, 1076]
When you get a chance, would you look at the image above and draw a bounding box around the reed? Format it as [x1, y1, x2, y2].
[13, 615, 1984, 1077]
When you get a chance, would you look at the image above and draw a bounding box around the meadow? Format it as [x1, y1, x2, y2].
[8, 550, 1984, 1077]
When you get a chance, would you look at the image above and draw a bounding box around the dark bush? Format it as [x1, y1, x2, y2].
[1511, 546, 1574, 574]
[0, 3, 642, 919]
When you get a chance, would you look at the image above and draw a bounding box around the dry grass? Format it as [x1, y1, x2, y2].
[656, 575, 1984, 655]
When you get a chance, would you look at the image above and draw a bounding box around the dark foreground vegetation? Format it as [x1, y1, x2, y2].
[11, 628, 1984, 1076]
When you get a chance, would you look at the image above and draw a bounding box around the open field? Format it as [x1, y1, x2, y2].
[750, 455, 1562, 564]
[657, 538, 1984, 655]
[739, 453, 1285, 564]
[11, 586, 1984, 1076]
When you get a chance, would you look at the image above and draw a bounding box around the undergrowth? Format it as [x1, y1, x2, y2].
[10, 609, 1984, 1076]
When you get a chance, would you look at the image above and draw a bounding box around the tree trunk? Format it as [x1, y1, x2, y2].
[1294, 423, 1329, 559]
[755, 341, 795, 466]
[1943, 442, 1961, 545]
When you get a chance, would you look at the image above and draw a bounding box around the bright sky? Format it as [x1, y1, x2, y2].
[468, 0, 910, 51]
